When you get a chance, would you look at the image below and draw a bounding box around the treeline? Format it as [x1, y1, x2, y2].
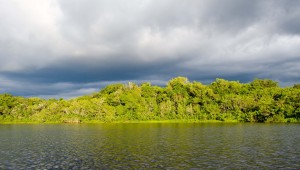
[0, 77, 299, 123]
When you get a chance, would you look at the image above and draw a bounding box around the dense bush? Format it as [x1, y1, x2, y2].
[0, 77, 299, 123]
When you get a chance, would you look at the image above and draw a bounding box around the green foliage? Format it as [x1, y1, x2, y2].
[293, 84, 300, 89]
[251, 79, 278, 89]
[0, 77, 299, 123]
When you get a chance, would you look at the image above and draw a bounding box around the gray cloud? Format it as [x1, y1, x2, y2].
[0, 0, 299, 98]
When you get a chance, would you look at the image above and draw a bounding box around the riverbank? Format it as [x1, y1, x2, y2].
[2, 119, 299, 124]
[0, 119, 239, 124]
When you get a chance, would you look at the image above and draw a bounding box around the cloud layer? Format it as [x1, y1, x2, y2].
[0, 0, 299, 98]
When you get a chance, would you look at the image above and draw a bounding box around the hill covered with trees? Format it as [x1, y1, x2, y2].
[0, 77, 299, 123]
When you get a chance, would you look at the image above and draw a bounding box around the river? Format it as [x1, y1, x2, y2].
[0, 123, 299, 169]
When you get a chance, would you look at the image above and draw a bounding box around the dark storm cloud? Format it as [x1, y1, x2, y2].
[0, 0, 299, 98]
[3, 56, 189, 83]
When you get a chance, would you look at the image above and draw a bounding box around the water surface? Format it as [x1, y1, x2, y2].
[0, 123, 299, 169]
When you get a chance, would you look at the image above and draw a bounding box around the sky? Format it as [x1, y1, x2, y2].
[0, 0, 300, 98]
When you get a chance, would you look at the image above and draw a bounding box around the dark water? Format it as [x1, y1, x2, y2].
[0, 123, 299, 169]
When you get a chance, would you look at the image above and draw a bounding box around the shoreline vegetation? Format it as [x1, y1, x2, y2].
[1, 77, 299, 124]
[0, 119, 241, 124]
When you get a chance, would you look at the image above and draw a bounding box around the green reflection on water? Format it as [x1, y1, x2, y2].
[0, 123, 299, 169]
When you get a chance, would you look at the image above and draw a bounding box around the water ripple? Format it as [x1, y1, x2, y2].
[0, 123, 299, 169]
